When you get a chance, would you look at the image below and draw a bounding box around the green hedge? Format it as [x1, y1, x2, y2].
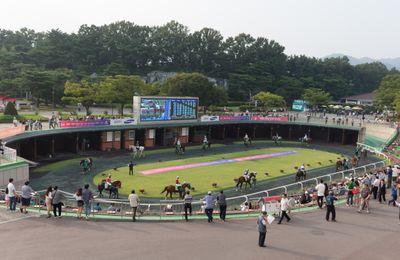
[0, 114, 48, 123]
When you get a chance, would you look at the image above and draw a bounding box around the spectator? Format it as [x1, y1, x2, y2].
[45, 186, 53, 218]
[93, 203, 102, 212]
[73, 188, 84, 219]
[82, 184, 93, 220]
[7, 178, 17, 212]
[358, 184, 371, 214]
[128, 190, 139, 222]
[203, 191, 215, 223]
[388, 184, 398, 206]
[387, 166, 393, 188]
[315, 179, 326, 209]
[346, 179, 355, 206]
[183, 191, 192, 222]
[325, 191, 337, 222]
[52, 186, 64, 218]
[278, 193, 291, 224]
[217, 190, 227, 221]
[372, 176, 380, 199]
[257, 211, 268, 247]
[20, 181, 34, 214]
[5, 187, 10, 210]
[377, 179, 386, 203]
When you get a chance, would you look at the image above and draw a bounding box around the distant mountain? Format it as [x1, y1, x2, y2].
[324, 53, 400, 69]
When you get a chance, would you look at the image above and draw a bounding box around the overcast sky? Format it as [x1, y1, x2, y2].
[1, 0, 399, 58]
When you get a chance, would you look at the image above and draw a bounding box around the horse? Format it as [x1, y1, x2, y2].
[98, 180, 122, 199]
[175, 143, 185, 155]
[132, 146, 145, 158]
[336, 159, 343, 171]
[235, 172, 257, 190]
[202, 141, 211, 151]
[272, 135, 282, 145]
[161, 183, 191, 199]
[295, 169, 307, 182]
[351, 156, 358, 168]
[299, 136, 312, 145]
[243, 137, 251, 147]
[79, 158, 92, 174]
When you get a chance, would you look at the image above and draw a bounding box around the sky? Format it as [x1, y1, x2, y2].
[1, 0, 399, 58]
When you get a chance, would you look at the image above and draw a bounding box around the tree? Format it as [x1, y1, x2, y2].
[253, 91, 285, 110]
[375, 74, 400, 109]
[302, 88, 331, 108]
[98, 75, 146, 115]
[163, 72, 228, 106]
[4, 102, 18, 116]
[62, 80, 100, 115]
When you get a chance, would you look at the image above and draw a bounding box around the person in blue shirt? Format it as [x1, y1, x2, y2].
[326, 191, 338, 222]
[388, 184, 398, 206]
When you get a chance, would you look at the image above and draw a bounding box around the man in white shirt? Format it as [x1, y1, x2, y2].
[7, 178, 17, 211]
[128, 190, 140, 222]
[315, 179, 326, 208]
[277, 194, 291, 224]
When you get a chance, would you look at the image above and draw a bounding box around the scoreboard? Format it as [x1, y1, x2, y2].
[137, 97, 198, 121]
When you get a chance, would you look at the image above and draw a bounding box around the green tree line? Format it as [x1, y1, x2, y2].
[0, 21, 398, 106]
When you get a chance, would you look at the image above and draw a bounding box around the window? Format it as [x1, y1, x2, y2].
[128, 130, 135, 140]
[106, 132, 113, 142]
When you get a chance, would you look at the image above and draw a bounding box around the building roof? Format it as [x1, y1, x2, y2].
[343, 92, 375, 101]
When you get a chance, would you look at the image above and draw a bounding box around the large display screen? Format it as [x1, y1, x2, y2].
[140, 97, 198, 121]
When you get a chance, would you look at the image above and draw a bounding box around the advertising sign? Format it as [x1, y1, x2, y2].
[60, 120, 109, 128]
[140, 97, 198, 121]
[219, 115, 250, 121]
[109, 118, 137, 126]
[251, 116, 289, 122]
[200, 115, 220, 122]
[292, 100, 306, 111]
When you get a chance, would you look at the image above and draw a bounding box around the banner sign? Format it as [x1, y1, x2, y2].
[251, 116, 289, 122]
[200, 115, 220, 122]
[60, 120, 109, 128]
[109, 118, 137, 125]
[219, 115, 250, 121]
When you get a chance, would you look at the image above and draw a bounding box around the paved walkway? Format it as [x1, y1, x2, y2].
[0, 200, 398, 260]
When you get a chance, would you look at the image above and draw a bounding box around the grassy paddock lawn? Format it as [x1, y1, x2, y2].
[93, 147, 342, 198]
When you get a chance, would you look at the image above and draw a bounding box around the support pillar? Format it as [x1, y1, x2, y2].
[33, 138, 37, 161]
[341, 129, 346, 145]
[236, 126, 240, 139]
[145, 129, 155, 147]
[326, 128, 331, 143]
[270, 126, 273, 139]
[288, 127, 292, 140]
[51, 136, 55, 157]
[75, 133, 79, 153]
[252, 125, 256, 139]
[221, 125, 225, 140]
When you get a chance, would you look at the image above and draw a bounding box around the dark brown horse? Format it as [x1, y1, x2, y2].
[98, 180, 122, 199]
[235, 172, 257, 190]
[161, 183, 191, 199]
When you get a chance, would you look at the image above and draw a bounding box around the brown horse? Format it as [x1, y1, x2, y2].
[98, 180, 122, 198]
[235, 172, 257, 190]
[161, 183, 191, 199]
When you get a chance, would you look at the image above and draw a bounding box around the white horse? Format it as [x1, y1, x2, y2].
[132, 146, 145, 158]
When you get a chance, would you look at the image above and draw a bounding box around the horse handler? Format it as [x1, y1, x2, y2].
[129, 190, 140, 222]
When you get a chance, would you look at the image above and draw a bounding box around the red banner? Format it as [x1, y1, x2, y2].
[251, 116, 289, 122]
[60, 120, 109, 128]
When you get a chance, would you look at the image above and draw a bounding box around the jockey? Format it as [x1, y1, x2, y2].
[176, 139, 181, 147]
[300, 164, 306, 172]
[203, 135, 208, 144]
[303, 134, 308, 140]
[244, 133, 249, 141]
[175, 176, 182, 192]
[243, 169, 250, 181]
[105, 174, 112, 189]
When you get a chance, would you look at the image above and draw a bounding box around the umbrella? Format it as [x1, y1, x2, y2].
[344, 106, 351, 110]
[352, 106, 363, 110]
[333, 105, 342, 109]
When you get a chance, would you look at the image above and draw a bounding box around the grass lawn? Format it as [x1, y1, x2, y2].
[93, 147, 342, 198]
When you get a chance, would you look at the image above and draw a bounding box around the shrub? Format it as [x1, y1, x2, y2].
[4, 102, 18, 116]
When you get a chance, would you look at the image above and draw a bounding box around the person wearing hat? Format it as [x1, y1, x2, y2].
[325, 191, 338, 222]
[257, 211, 268, 247]
[203, 191, 215, 223]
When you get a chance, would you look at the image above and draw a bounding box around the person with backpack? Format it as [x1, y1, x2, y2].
[326, 191, 338, 222]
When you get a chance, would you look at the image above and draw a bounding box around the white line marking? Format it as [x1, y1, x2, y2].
[0, 214, 38, 225]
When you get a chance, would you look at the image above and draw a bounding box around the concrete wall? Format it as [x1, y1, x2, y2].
[0, 163, 29, 189]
